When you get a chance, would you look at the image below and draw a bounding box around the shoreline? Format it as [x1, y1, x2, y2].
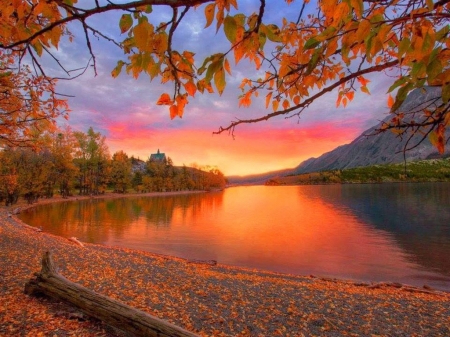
[3, 190, 207, 212]
[5, 190, 450, 294]
[1, 193, 450, 336]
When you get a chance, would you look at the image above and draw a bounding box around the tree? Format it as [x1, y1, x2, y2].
[111, 150, 132, 193]
[0, 149, 20, 205]
[48, 129, 78, 198]
[0, 51, 68, 147]
[1, 0, 449, 151]
[73, 127, 110, 195]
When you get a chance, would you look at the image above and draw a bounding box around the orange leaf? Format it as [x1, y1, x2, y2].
[336, 93, 342, 107]
[184, 81, 197, 97]
[265, 92, 272, 109]
[204, 3, 216, 28]
[224, 58, 232, 75]
[345, 91, 354, 101]
[342, 97, 348, 107]
[387, 94, 394, 108]
[157, 93, 172, 105]
[239, 92, 252, 107]
[169, 104, 178, 119]
[357, 76, 370, 86]
[175, 94, 188, 116]
[272, 99, 279, 111]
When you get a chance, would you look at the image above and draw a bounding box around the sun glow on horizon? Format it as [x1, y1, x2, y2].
[104, 122, 360, 176]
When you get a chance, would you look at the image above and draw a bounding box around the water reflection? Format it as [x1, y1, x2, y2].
[312, 183, 450, 278]
[19, 185, 450, 291]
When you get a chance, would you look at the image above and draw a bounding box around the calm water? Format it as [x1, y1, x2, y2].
[20, 183, 450, 291]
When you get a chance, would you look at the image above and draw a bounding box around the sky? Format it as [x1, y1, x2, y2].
[49, 0, 394, 176]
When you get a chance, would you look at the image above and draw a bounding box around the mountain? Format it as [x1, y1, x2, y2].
[226, 168, 294, 185]
[227, 86, 449, 184]
[293, 86, 449, 174]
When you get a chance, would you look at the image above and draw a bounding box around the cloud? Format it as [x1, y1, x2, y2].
[48, 0, 398, 177]
[103, 118, 360, 176]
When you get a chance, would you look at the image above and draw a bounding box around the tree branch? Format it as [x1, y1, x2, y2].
[214, 59, 399, 135]
[0, 0, 214, 50]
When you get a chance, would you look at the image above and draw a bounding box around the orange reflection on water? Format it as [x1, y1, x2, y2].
[19, 185, 449, 288]
[199, 186, 413, 281]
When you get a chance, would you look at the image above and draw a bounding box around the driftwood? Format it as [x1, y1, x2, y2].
[68, 237, 84, 247]
[24, 251, 199, 337]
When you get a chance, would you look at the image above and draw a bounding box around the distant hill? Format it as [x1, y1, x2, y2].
[293, 86, 449, 174]
[227, 168, 294, 185]
[268, 157, 450, 185]
[228, 87, 449, 185]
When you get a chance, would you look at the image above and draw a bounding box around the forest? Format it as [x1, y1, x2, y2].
[0, 127, 227, 206]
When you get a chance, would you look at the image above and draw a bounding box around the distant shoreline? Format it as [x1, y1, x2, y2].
[2, 190, 207, 213]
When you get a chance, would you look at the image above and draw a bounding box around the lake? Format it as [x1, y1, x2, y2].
[19, 183, 450, 291]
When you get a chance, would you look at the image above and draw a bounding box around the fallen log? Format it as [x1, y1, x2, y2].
[24, 251, 199, 337]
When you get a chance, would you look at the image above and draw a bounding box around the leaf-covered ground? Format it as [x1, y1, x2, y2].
[1, 199, 449, 337]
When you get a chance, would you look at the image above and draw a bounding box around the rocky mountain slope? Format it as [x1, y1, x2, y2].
[228, 86, 449, 184]
[293, 86, 448, 174]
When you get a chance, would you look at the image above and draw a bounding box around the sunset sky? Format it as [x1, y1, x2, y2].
[52, 0, 394, 176]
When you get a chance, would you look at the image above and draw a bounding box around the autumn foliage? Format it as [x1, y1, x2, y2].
[0, 0, 449, 151]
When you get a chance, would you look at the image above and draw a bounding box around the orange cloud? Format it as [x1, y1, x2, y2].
[105, 121, 360, 176]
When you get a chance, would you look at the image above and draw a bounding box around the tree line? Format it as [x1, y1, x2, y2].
[0, 127, 227, 206]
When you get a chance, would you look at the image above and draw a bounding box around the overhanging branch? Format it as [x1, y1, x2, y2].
[214, 59, 399, 135]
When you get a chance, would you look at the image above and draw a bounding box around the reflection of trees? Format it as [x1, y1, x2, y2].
[311, 183, 450, 276]
[19, 191, 224, 244]
[134, 192, 224, 227]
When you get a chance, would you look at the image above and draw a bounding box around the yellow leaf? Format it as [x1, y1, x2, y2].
[32, 42, 43, 57]
[361, 86, 371, 94]
[350, 0, 363, 19]
[224, 15, 237, 43]
[111, 61, 125, 78]
[272, 99, 279, 111]
[265, 92, 272, 109]
[204, 3, 216, 28]
[119, 14, 133, 34]
[134, 21, 152, 51]
[214, 67, 226, 95]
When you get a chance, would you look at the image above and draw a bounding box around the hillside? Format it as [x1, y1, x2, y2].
[293, 86, 449, 174]
[266, 157, 450, 185]
[228, 87, 449, 185]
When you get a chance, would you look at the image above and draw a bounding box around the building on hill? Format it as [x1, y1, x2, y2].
[149, 149, 166, 163]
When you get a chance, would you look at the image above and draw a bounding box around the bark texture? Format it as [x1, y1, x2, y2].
[24, 251, 199, 337]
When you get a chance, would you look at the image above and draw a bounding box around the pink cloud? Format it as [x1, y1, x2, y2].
[104, 120, 361, 176]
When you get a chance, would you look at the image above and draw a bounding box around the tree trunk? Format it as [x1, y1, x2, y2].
[24, 251, 199, 337]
